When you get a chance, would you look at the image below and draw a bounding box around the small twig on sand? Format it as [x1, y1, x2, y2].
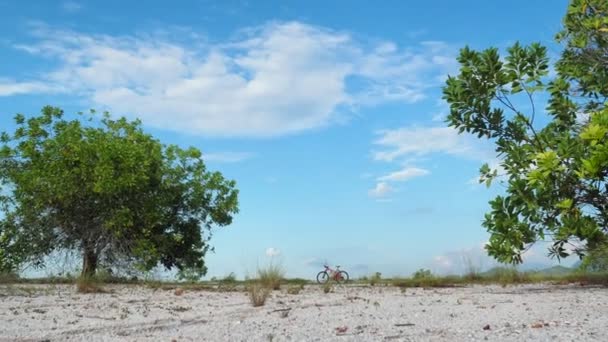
[394, 323, 415, 327]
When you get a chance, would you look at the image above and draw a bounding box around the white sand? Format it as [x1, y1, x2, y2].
[1, 283, 607, 341]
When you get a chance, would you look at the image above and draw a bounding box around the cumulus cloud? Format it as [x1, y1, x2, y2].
[265, 247, 281, 257]
[368, 181, 393, 198]
[372, 126, 489, 162]
[370, 167, 429, 198]
[4, 22, 456, 137]
[377, 167, 429, 182]
[368, 125, 496, 190]
[0, 80, 57, 96]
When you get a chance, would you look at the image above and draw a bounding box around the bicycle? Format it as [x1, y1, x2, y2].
[316, 265, 349, 284]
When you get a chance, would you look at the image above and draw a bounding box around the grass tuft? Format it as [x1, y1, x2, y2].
[257, 263, 285, 290]
[248, 282, 270, 307]
[287, 284, 304, 295]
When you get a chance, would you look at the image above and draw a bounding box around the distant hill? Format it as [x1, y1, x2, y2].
[479, 266, 519, 277]
[571, 260, 583, 269]
[530, 265, 574, 276]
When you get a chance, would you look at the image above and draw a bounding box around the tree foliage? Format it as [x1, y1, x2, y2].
[0, 107, 239, 278]
[443, 0, 608, 264]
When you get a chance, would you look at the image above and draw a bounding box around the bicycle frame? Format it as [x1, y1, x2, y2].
[323, 265, 343, 280]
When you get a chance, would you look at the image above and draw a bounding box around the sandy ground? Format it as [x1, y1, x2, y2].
[0, 283, 607, 341]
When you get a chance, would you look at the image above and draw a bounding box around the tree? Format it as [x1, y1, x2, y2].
[0, 107, 239, 278]
[443, 0, 608, 264]
[580, 243, 608, 272]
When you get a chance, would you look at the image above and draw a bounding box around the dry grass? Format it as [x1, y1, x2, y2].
[257, 264, 285, 290]
[287, 284, 304, 295]
[248, 282, 270, 307]
[76, 276, 107, 294]
[0, 272, 20, 284]
[322, 281, 333, 294]
[388, 268, 608, 289]
[144, 281, 215, 292]
[218, 272, 238, 292]
[0, 284, 44, 297]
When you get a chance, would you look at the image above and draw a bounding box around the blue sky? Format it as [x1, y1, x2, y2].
[1, 0, 574, 279]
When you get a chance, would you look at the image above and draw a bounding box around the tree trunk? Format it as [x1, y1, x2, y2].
[81, 246, 98, 278]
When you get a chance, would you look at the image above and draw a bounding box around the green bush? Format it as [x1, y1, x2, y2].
[413, 268, 433, 279]
[369, 272, 382, 286]
[410, 269, 437, 287]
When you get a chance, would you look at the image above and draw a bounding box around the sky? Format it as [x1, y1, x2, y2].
[0, 0, 575, 279]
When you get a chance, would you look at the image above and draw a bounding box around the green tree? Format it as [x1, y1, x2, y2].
[0, 107, 239, 278]
[443, 0, 608, 264]
[580, 243, 608, 272]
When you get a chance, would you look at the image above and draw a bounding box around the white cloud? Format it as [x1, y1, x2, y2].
[203, 151, 253, 163]
[368, 181, 393, 198]
[372, 126, 487, 162]
[265, 247, 281, 257]
[368, 119, 495, 194]
[5, 22, 456, 137]
[378, 167, 429, 182]
[0, 80, 56, 96]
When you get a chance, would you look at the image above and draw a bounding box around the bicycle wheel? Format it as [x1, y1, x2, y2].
[316, 271, 330, 284]
[337, 271, 349, 283]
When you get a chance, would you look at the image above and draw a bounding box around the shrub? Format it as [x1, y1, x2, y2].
[369, 272, 382, 286]
[413, 268, 432, 279]
[410, 269, 437, 287]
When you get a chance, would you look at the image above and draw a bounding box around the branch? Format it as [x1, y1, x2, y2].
[520, 81, 537, 126]
[495, 89, 544, 149]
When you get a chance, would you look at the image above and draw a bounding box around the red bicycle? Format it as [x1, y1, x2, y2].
[316, 265, 349, 284]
